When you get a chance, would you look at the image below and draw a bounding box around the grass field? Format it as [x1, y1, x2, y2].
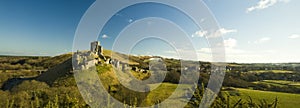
[225, 88, 300, 108]
[248, 70, 294, 73]
[144, 83, 300, 108]
[142, 83, 193, 107]
[253, 80, 300, 88]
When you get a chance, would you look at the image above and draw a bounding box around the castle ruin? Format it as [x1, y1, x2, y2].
[73, 41, 106, 70]
[73, 41, 145, 73]
[91, 41, 104, 56]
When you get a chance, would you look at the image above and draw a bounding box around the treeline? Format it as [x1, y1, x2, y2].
[227, 63, 300, 72]
[0, 54, 72, 88]
[175, 71, 300, 94]
[223, 72, 300, 94]
[0, 56, 48, 70]
[0, 54, 72, 71]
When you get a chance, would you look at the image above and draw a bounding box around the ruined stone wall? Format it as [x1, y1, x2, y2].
[73, 51, 98, 70]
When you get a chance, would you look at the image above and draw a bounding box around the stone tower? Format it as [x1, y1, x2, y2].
[90, 41, 105, 60]
[91, 41, 100, 54]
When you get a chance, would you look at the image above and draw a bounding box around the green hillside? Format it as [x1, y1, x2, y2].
[225, 88, 300, 108]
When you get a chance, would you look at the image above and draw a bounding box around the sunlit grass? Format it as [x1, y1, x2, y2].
[253, 80, 300, 88]
[225, 88, 300, 108]
[248, 70, 294, 73]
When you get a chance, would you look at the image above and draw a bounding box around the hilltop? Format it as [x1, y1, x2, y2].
[2, 46, 300, 91]
[1, 41, 300, 107]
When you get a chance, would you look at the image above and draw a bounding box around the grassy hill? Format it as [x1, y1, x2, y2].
[142, 83, 190, 107]
[1, 49, 147, 90]
[103, 49, 139, 65]
[40, 53, 72, 68]
[1, 49, 300, 107]
[36, 58, 72, 85]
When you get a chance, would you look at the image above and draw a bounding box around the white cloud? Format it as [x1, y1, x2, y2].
[224, 38, 237, 48]
[254, 37, 271, 44]
[102, 34, 109, 39]
[195, 37, 287, 63]
[288, 34, 300, 39]
[192, 30, 208, 37]
[247, 0, 290, 12]
[207, 28, 237, 38]
[192, 28, 237, 38]
[196, 38, 242, 62]
[223, 38, 248, 55]
[219, 28, 238, 35]
[128, 18, 133, 23]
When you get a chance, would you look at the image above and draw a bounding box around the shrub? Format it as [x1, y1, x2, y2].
[11, 80, 49, 93]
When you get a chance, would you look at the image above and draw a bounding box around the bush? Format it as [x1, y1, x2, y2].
[11, 80, 49, 93]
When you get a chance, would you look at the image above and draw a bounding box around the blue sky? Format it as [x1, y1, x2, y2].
[0, 0, 299, 63]
[0, 0, 94, 55]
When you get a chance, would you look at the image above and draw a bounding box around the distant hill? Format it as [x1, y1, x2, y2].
[1, 53, 73, 90]
[40, 53, 72, 68]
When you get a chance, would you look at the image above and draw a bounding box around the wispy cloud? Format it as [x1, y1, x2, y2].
[192, 28, 237, 38]
[258, 37, 271, 43]
[247, 0, 290, 13]
[288, 34, 299, 39]
[253, 37, 271, 44]
[219, 28, 238, 35]
[206, 28, 237, 38]
[192, 30, 208, 37]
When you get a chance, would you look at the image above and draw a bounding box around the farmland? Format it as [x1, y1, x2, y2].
[225, 88, 300, 108]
